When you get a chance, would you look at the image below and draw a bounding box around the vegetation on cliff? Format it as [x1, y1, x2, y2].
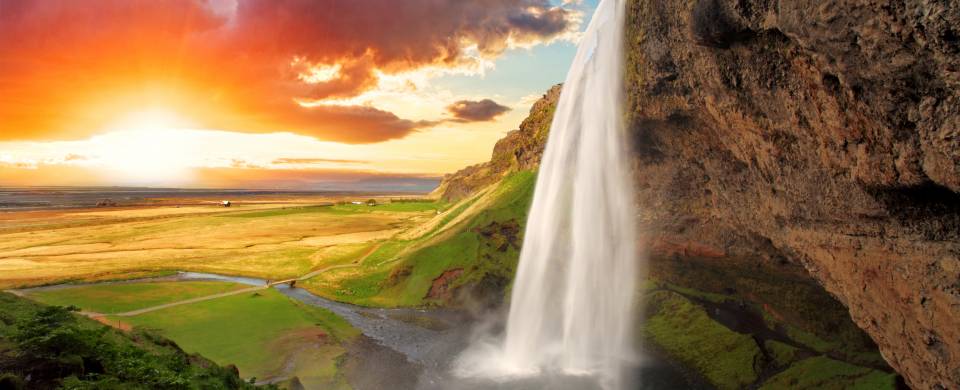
[643, 279, 900, 390]
[431, 85, 559, 202]
[642, 249, 904, 389]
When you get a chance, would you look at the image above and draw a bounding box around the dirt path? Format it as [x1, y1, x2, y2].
[114, 285, 268, 316]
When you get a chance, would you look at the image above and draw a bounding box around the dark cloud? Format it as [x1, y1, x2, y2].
[273, 104, 439, 143]
[0, 0, 579, 143]
[230, 0, 578, 100]
[446, 99, 512, 122]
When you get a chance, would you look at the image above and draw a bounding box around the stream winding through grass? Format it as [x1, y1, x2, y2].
[15, 271, 702, 389]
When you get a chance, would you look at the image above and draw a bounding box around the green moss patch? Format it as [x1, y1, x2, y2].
[765, 340, 802, 367]
[644, 280, 899, 390]
[760, 356, 898, 390]
[649, 255, 892, 370]
[644, 290, 762, 389]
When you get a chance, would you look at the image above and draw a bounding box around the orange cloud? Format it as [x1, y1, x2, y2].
[0, 0, 578, 143]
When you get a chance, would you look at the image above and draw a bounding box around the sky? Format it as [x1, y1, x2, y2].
[0, 0, 598, 190]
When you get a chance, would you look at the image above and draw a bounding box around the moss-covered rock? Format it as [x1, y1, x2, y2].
[644, 290, 762, 389]
[643, 280, 900, 390]
[765, 340, 801, 368]
[760, 356, 898, 390]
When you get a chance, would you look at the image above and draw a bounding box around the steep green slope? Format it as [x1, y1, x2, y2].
[300, 171, 537, 308]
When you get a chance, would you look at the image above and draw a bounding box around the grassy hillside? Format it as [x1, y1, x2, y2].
[20, 279, 359, 389]
[0, 292, 265, 389]
[300, 170, 537, 308]
[117, 288, 357, 388]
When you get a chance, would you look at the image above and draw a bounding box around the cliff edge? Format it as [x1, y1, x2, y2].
[431, 85, 560, 201]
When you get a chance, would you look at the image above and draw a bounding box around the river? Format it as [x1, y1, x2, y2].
[14, 272, 709, 390]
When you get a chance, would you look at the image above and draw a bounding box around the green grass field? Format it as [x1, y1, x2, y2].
[112, 288, 358, 386]
[28, 280, 247, 314]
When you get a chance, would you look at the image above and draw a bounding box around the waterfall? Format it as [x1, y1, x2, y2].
[455, 0, 638, 388]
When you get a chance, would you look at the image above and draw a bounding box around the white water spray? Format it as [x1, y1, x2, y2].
[455, 0, 637, 388]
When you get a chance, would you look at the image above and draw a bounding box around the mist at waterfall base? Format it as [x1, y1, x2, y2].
[451, 0, 642, 389]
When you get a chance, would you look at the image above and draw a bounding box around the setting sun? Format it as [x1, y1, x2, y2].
[81, 108, 199, 184]
[90, 128, 196, 185]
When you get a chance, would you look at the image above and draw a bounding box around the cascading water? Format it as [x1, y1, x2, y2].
[454, 0, 638, 388]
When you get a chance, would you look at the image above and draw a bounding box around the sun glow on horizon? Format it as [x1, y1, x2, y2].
[89, 109, 199, 184]
[90, 129, 194, 185]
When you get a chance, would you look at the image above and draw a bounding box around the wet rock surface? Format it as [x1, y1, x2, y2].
[624, 0, 960, 388]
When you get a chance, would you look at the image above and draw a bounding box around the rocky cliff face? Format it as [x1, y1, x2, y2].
[433, 0, 959, 387]
[625, 0, 960, 388]
[430, 85, 560, 201]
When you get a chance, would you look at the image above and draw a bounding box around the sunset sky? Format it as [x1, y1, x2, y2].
[0, 0, 597, 190]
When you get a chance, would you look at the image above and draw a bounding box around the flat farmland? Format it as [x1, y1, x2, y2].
[0, 196, 443, 289]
